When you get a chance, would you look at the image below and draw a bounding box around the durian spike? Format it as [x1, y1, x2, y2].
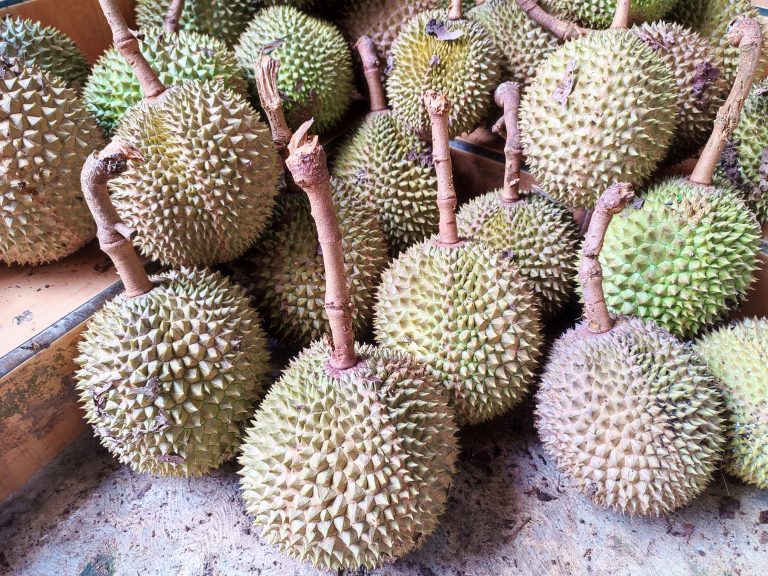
[424, 91, 460, 246]
[285, 120, 358, 371]
[81, 139, 153, 298]
[448, 0, 463, 21]
[97, 0, 166, 100]
[495, 82, 523, 203]
[356, 36, 388, 114]
[690, 16, 763, 186]
[514, 0, 591, 40]
[609, 0, 630, 30]
[255, 55, 293, 159]
[579, 182, 635, 334]
[164, 0, 185, 35]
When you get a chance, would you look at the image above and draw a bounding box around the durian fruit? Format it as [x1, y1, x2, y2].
[0, 16, 89, 90]
[468, 0, 561, 84]
[386, 2, 503, 138]
[457, 82, 580, 317]
[1, 60, 103, 266]
[84, 27, 246, 135]
[375, 91, 543, 426]
[238, 123, 459, 571]
[695, 318, 768, 489]
[235, 6, 354, 133]
[551, 0, 679, 29]
[599, 16, 764, 338]
[135, 0, 256, 46]
[76, 139, 270, 476]
[333, 37, 439, 256]
[536, 182, 725, 516]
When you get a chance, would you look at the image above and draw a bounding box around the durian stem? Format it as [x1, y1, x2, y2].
[449, 0, 463, 20]
[690, 16, 763, 186]
[81, 139, 153, 299]
[495, 82, 523, 203]
[98, 0, 166, 100]
[356, 36, 388, 113]
[515, 0, 591, 40]
[609, 0, 630, 30]
[425, 91, 460, 246]
[164, 0, 185, 34]
[285, 121, 358, 371]
[579, 183, 635, 334]
[254, 55, 293, 159]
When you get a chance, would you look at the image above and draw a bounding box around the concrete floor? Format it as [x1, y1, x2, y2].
[2, 403, 767, 576]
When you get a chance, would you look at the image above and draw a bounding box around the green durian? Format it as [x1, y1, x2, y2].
[235, 6, 354, 132]
[551, 0, 679, 29]
[695, 318, 768, 489]
[83, 27, 246, 135]
[76, 267, 271, 477]
[1, 61, 103, 266]
[0, 16, 89, 90]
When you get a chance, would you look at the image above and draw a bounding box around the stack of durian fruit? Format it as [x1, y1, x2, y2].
[2, 0, 768, 571]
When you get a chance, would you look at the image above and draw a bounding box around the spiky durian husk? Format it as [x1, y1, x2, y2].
[76, 268, 270, 477]
[730, 80, 768, 222]
[374, 239, 543, 426]
[631, 21, 728, 163]
[110, 80, 280, 268]
[135, 0, 255, 46]
[468, 0, 561, 84]
[1, 62, 102, 266]
[456, 191, 580, 317]
[238, 340, 459, 571]
[551, 0, 679, 29]
[520, 30, 677, 209]
[599, 180, 761, 338]
[695, 318, 768, 489]
[235, 6, 354, 133]
[237, 182, 388, 350]
[386, 10, 502, 139]
[333, 112, 439, 255]
[83, 27, 246, 135]
[0, 17, 89, 90]
[537, 317, 724, 516]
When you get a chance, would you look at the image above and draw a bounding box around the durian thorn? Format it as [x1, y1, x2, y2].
[448, 0, 463, 21]
[495, 82, 523, 203]
[356, 36, 388, 114]
[164, 0, 185, 35]
[610, 0, 631, 30]
[254, 55, 292, 159]
[690, 16, 763, 187]
[579, 182, 635, 335]
[514, 0, 592, 40]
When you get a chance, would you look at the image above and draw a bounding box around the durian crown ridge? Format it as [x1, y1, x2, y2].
[514, 0, 591, 39]
[579, 182, 636, 334]
[163, 0, 185, 35]
[284, 120, 359, 371]
[356, 35, 388, 113]
[494, 82, 523, 203]
[690, 16, 764, 186]
[255, 54, 292, 159]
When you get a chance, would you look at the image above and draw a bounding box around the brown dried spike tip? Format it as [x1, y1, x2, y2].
[254, 55, 293, 159]
[579, 183, 635, 334]
[285, 120, 359, 371]
[495, 82, 523, 203]
[164, 0, 185, 34]
[690, 16, 764, 186]
[514, 0, 591, 40]
[356, 36, 388, 113]
[81, 140, 154, 298]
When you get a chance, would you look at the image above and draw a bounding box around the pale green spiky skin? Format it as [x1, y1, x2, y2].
[110, 80, 281, 268]
[333, 112, 439, 255]
[83, 27, 246, 135]
[135, 0, 256, 46]
[235, 6, 354, 133]
[536, 317, 724, 516]
[599, 180, 762, 338]
[631, 21, 728, 163]
[0, 17, 89, 90]
[238, 340, 459, 571]
[1, 63, 102, 266]
[695, 318, 768, 490]
[238, 183, 388, 350]
[552, 0, 679, 28]
[468, 0, 561, 84]
[76, 268, 271, 477]
[456, 191, 581, 317]
[386, 10, 503, 139]
[520, 30, 678, 209]
[374, 239, 543, 426]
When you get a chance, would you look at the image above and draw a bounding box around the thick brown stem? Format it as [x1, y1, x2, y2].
[164, 0, 185, 34]
[495, 82, 522, 203]
[98, 0, 165, 100]
[425, 91, 460, 246]
[610, 0, 630, 30]
[690, 16, 763, 186]
[285, 121, 358, 371]
[254, 55, 292, 159]
[579, 183, 635, 334]
[356, 36, 388, 113]
[81, 140, 153, 298]
[448, 0, 463, 20]
[515, 0, 591, 40]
